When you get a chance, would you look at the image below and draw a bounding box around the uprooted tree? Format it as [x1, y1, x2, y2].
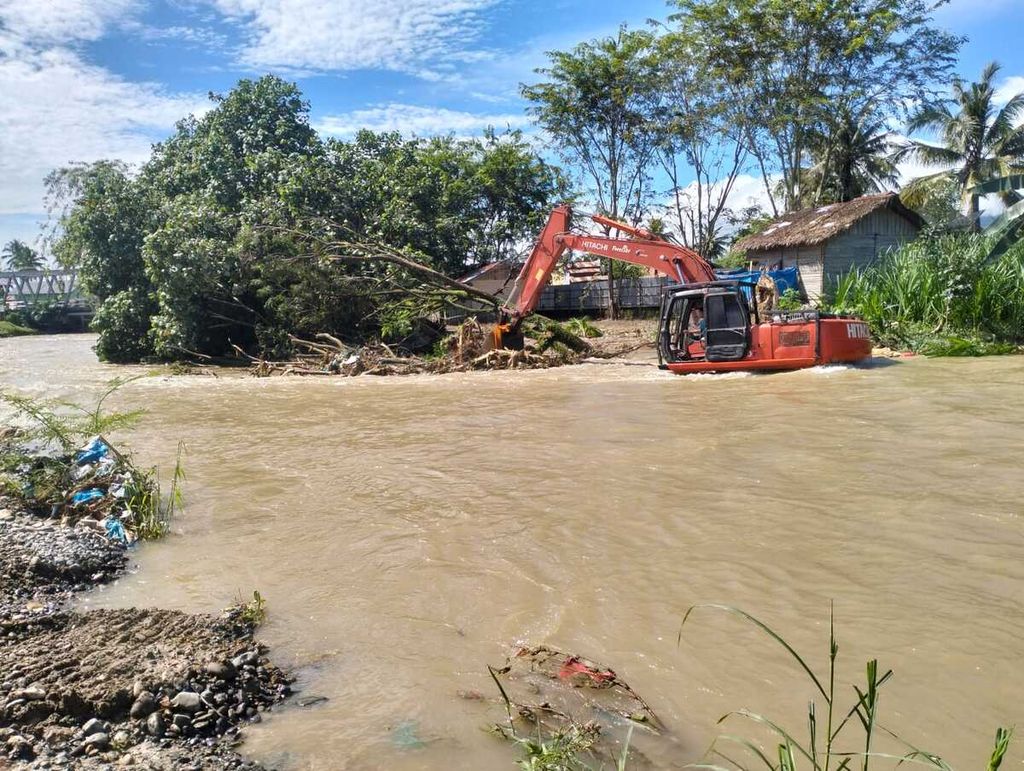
[45, 75, 569, 363]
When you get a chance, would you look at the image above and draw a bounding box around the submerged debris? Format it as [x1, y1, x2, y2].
[246, 317, 588, 377]
[488, 645, 663, 767]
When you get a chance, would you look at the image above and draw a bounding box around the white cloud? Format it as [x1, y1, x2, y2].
[0, 0, 138, 44]
[0, 2, 207, 216]
[722, 174, 775, 214]
[994, 75, 1024, 107]
[317, 103, 528, 137]
[208, 0, 498, 77]
[119, 21, 229, 49]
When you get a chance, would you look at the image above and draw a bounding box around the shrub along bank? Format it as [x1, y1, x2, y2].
[822, 233, 1024, 355]
[0, 320, 35, 338]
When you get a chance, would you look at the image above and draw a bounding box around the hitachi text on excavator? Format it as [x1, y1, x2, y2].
[494, 205, 872, 374]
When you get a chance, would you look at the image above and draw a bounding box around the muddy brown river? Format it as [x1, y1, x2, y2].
[2, 334, 1022, 770]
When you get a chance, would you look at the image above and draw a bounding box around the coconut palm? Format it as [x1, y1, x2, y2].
[896, 62, 1024, 230]
[1, 239, 43, 271]
[972, 172, 1024, 259]
[808, 106, 900, 204]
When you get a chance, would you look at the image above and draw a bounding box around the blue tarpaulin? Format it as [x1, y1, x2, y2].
[715, 267, 800, 300]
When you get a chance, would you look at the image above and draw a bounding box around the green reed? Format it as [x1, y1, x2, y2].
[822, 234, 1024, 355]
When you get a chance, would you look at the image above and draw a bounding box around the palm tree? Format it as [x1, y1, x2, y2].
[896, 62, 1024, 230]
[972, 172, 1024, 259]
[808, 106, 900, 204]
[1, 239, 43, 271]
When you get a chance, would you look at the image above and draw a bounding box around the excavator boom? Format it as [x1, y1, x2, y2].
[502, 205, 716, 330]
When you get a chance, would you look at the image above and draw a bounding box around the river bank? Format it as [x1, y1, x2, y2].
[0, 480, 293, 767]
[0, 321, 35, 338]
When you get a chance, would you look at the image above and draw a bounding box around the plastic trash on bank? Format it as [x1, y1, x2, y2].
[104, 517, 129, 544]
[66, 435, 137, 545]
[71, 488, 105, 505]
[75, 436, 110, 465]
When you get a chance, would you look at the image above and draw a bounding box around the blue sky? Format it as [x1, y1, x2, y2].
[1, 0, 1022, 253]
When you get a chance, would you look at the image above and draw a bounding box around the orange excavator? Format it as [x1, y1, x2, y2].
[495, 204, 872, 374]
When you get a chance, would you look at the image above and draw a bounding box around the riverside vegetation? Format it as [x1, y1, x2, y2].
[824, 234, 1024, 356]
[33, 0, 1023, 365]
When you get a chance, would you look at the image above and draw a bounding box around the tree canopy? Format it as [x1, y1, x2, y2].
[667, 0, 961, 213]
[897, 62, 1024, 230]
[48, 76, 568, 362]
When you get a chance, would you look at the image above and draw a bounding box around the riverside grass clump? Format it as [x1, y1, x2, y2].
[0, 377, 184, 540]
[678, 605, 1013, 771]
[0, 319, 36, 337]
[822, 233, 1024, 355]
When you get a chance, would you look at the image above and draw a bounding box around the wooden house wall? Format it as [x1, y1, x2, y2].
[822, 209, 920, 280]
[744, 209, 920, 301]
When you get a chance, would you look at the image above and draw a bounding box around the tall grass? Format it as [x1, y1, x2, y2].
[823, 234, 1024, 355]
[678, 605, 1013, 771]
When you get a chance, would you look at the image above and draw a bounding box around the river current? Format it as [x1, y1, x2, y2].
[2, 334, 1021, 770]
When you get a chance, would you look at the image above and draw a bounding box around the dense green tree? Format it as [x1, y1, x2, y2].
[897, 62, 1024, 230]
[1, 240, 42, 271]
[668, 0, 961, 212]
[806, 106, 900, 203]
[45, 161, 155, 361]
[522, 26, 662, 315]
[47, 76, 566, 362]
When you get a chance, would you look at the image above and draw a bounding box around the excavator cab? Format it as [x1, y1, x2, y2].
[659, 283, 751, 365]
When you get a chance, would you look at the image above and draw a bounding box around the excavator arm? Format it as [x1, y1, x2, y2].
[498, 205, 717, 337]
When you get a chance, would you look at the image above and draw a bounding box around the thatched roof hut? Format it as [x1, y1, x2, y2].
[734, 193, 924, 300]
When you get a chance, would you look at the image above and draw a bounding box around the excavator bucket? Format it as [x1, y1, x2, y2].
[486, 322, 524, 352]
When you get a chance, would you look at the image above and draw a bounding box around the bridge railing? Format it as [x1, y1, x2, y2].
[0, 269, 85, 309]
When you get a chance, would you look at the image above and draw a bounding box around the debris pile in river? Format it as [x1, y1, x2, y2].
[489, 645, 663, 766]
[243, 317, 593, 377]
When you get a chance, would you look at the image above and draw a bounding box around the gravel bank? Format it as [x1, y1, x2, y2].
[0, 501, 294, 769]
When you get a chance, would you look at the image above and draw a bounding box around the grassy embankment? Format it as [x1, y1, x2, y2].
[0, 319, 36, 337]
[822, 233, 1024, 356]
